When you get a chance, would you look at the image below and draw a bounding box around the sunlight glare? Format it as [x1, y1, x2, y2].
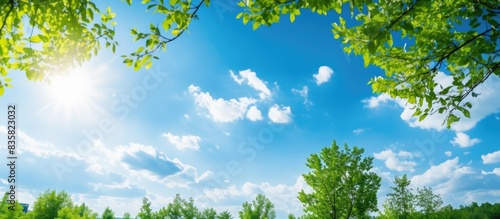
[42, 68, 101, 118]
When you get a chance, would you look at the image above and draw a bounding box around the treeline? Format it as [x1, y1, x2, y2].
[1, 189, 499, 219]
[1, 141, 499, 219]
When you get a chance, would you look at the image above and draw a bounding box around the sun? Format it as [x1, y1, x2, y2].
[41, 68, 102, 118]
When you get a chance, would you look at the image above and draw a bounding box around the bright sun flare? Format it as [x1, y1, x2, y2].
[42, 68, 100, 118]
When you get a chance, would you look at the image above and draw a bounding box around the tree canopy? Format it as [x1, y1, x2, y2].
[298, 141, 381, 219]
[30, 190, 73, 219]
[238, 194, 276, 219]
[1, 156, 499, 218]
[2, 0, 499, 126]
[101, 207, 115, 219]
[238, 0, 500, 127]
[380, 174, 444, 219]
[0, 0, 117, 96]
[0, 193, 24, 219]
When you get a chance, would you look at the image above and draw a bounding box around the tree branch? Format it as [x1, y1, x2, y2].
[0, 0, 16, 34]
[373, 0, 420, 40]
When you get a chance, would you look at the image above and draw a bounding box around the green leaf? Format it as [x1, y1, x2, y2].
[294, 8, 300, 15]
[133, 61, 141, 71]
[439, 86, 452, 95]
[172, 29, 180, 36]
[0, 86, 4, 96]
[462, 109, 470, 118]
[123, 58, 133, 67]
[162, 18, 171, 31]
[290, 13, 295, 23]
[447, 114, 460, 128]
[252, 22, 260, 30]
[368, 41, 376, 54]
[126, 0, 132, 5]
[334, 6, 341, 14]
[408, 95, 416, 104]
[131, 28, 138, 35]
[387, 34, 393, 47]
[30, 35, 42, 43]
[363, 52, 370, 67]
[243, 14, 249, 25]
[145, 60, 153, 69]
[464, 102, 472, 109]
[412, 108, 422, 116]
[418, 113, 427, 122]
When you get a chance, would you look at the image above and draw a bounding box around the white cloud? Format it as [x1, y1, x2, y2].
[160, 158, 214, 188]
[313, 66, 334, 85]
[450, 132, 480, 148]
[162, 132, 201, 150]
[362, 93, 392, 109]
[188, 85, 257, 123]
[462, 190, 500, 207]
[481, 168, 500, 176]
[246, 105, 263, 121]
[373, 149, 417, 172]
[411, 157, 474, 189]
[362, 73, 500, 132]
[184, 114, 190, 120]
[353, 128, 365, 135]
[491, 168, 500, 176]
[445, 151, 452, 157]
[230, 69, 271, 100]
[268, 104, 292, 124]
[482, 150, 500, 164]
[0, 125, 74, 158]
[292, 86, 311, 106]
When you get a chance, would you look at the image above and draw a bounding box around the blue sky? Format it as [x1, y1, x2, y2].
[1, 1, 500, 218]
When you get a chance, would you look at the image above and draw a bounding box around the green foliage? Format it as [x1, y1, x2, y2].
[415, 186, 443, 216]
[102, 207, 115, 219]
[120, 0, 209, 72]
[0, 0, 117, 96]
[380, 175, 444, 219]
[0, 193, 24, 219]
[199, 207, 217, 219]
[217, 210, 233, 219]
[31, 190, 73, 219]
[2, 0, 497, 130]
[123, 212, 132, 219]
[156, 194, 199, 219]
[1, 177, 500, 219]
[137, 197, 154, 219]
[383, 175, 415, 219]
[238, 194, 276, 219]
[298, 141, 381, 219]
[238, 0, 500, 127]
[56, 203, 98, 219]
